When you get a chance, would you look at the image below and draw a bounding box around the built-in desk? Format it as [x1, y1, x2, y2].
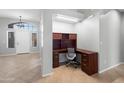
[53, 49, 67, 68]
[76, 49, 98, 75]
[53, 48, 98, 75]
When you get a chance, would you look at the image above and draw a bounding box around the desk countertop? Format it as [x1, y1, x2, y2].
[76, 48, 97, 54]
[53, 48, 97, 54]
[53, 48, 67, 53]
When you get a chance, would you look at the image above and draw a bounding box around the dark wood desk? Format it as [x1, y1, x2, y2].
[76, 49, 98, 75]
[53, 48, 98, 75]
[53, 49, 67, 68]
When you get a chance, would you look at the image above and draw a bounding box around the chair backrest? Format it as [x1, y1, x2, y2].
[67, 48, 75, 53]
[66, 48, 76, 59]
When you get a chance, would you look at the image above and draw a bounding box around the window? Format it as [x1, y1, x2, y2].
[14, 23, 38, 32]
[32, 33, 37, 47]
[8, 32, 15, 48]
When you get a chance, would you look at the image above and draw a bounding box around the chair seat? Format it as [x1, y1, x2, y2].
[65, 48, 79, 68]
[66, 53, 76, 60]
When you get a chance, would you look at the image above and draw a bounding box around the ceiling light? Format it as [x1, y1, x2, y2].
[8, 16, 26, 28]
[56, 14, 80, 23]
[87, 15, 94, 19]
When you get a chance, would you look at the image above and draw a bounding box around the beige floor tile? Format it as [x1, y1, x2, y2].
[0, 53, 124, 83]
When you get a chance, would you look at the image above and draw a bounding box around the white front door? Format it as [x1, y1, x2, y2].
[16, 31, 30, 54]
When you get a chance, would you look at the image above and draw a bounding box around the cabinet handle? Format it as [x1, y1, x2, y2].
[83, 64, 86, 66]
[82, 59, 87, 62]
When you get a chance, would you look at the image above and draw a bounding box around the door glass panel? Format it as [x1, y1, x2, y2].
[32, 33, 37, 47]
[8, 32, 15, 48]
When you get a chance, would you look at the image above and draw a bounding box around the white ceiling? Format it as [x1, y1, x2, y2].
[117, 9, 124, 12]
[0, 9, 113, 22]
[71, 9, 111, 18]
[0, 9, 84, 22]
[0, 9, 41, 22]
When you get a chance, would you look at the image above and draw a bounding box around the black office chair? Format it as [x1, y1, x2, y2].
[66, 48, 79, 68]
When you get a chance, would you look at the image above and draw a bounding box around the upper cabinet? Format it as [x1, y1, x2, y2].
[53, 33, 62, 39]
[69, 34, 77, 40]
[53, 33, 77, 49]
[62, 33, 69, 39]
[53, 33, 77, 40]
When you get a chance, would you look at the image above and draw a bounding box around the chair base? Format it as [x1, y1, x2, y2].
[66, 60, 80, 68]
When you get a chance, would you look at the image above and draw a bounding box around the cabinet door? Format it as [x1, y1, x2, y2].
[62, 33, 69, 39]
[81, 54, 90, 75]
[53, 33, 62, 39]
[69, 34, 76, 40]
[81, 61, 89, 75]
[53, 53, 59, 68]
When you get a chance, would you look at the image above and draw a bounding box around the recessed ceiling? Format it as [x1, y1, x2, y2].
[0, 9, 41, 22]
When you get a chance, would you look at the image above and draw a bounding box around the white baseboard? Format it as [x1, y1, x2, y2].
[42, 72, 53, 77]
[0, 53, 16, 56]
[30, 51, 40, 54]
[119, 62, 124, 64]
[99, 62, 123, 73]
[0, 52, 40, 56]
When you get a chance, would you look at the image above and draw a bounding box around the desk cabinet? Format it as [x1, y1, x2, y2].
[53, 33, 62, 39]
[53, 49, 67, 68]
[69, 34, 76, 40]
[81, 52, 98, 75]
[53, 52, 59, 68]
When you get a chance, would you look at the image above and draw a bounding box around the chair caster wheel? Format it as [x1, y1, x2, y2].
[74, 66, 78, 68]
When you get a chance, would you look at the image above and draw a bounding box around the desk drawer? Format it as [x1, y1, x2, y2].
[82, 58, 89, 62]
[54, 54, 59, 59]
[82, 53, 88, 57]
[81, 60, 89, 66]
[81, 62, 89, 74]
[82, 54, 89, 61]
[53, 53, 59, 68]
[53, 59, 59, 68]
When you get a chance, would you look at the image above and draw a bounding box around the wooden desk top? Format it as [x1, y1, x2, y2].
[53, 48, 67, 53]
[76, 48, 97, 54]
[53, 48, 97, 54]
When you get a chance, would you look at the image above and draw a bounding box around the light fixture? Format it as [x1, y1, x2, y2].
[8, 16, 26, 28]
[56, 14, 80, 23]
[87, 15, 94, 19]
[15, 16, 25, 28]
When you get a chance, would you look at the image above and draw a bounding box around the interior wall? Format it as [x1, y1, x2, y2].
[75, 10, 121, 72]
[41, 10, 53, 76]
[0, 17, 40, 55]
[52, 21, 75, 33]
[120, 13, 124, 62]
[99, 10, 121, 72]
[75, 15, 99, 52]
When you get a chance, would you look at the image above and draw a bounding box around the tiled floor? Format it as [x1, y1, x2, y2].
[35, 66, 99, 83]
[0, 53, 41, 83]
[0, 53, 124, 83]
[92, 64, 124, 83]
[36, 64, 124, 83]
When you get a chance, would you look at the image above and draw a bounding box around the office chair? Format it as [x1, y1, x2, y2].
[66, 48, 79, 68]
